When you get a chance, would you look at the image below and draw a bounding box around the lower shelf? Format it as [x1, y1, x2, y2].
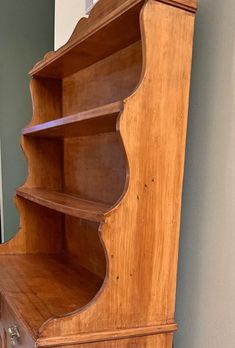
[0, 254, 103, 338]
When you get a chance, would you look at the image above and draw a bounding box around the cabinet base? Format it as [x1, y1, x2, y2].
[42, 334, 173, 348]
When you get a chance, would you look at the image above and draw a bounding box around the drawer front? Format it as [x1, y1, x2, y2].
[0, 297, 35, 348]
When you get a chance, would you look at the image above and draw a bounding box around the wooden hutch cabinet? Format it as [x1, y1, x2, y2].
[0, 0, 197, 347]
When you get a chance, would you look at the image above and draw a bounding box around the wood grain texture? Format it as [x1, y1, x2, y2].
[0, 255, 102, 339]
[22, 137, 63, 189]
[30, 1, 144, 78]
[159, 0, 197, 11]
[0, 0, 196, 346]
[16, 188, 110, 222]
[39, 334, 173, 348]
[63, 133, 127, 205]
[38, 0, 195, 340]
[37, 329, 175, 347]
[0, 198, 63, 255]
[29, 78, 62, 126]
[22, 102, 123, 138]
[62, 41, 142, 115]
[0, 110, 63, 255]
[64, 218, 106, 279]
[29, 0, 196, 77]
[30, 2, 143, 78]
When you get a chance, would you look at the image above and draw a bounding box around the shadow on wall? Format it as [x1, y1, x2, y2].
[175, 0, 235, 347]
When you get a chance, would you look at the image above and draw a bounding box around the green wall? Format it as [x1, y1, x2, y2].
[175, 0, 235, 347]
[0, 0, 54, 241]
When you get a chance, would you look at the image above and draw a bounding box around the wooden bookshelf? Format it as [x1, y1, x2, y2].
[0, 0, 197, 347]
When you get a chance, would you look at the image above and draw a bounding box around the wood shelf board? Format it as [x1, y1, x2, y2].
[29, 3, 142, 78]
[16, 188, 110, 222]
[22, 101, 123, 138]
[0, 254, 103, 338]
[29, 0, 196, 78]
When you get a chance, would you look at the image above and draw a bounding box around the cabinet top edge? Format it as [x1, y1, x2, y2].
[158, 0, 197, 12]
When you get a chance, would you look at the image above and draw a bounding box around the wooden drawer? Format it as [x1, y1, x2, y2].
[0, 297, 35, 348]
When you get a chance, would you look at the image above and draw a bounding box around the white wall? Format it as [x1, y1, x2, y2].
[54, 0, 85, 49]
[55, 1, 235, 347]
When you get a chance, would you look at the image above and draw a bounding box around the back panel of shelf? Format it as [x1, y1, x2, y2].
[62, 41, 142, 116]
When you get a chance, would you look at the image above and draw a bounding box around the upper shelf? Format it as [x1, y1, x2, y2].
[30, 1, 143, 78]
[29, 0, 197, 79]
[22, 101, 123, 138]
[17, 188, 110, 222]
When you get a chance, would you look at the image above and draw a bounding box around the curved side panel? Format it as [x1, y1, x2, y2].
[38, 0, 195, 340]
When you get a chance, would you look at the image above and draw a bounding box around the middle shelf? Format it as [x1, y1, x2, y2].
[16, 188, 111, 222]
[22, 101, 123, 138]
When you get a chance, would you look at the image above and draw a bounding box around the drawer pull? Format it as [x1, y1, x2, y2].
[7, 326, 20, 346]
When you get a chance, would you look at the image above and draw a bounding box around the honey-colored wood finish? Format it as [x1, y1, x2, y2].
[0, 0, 196, 347]
[37, 330, 175, 347]
[40, 333, 174, 348]
[22, 101, 123, 138]
[16, 188, 110, 222]
[0, 255, 102, 339]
